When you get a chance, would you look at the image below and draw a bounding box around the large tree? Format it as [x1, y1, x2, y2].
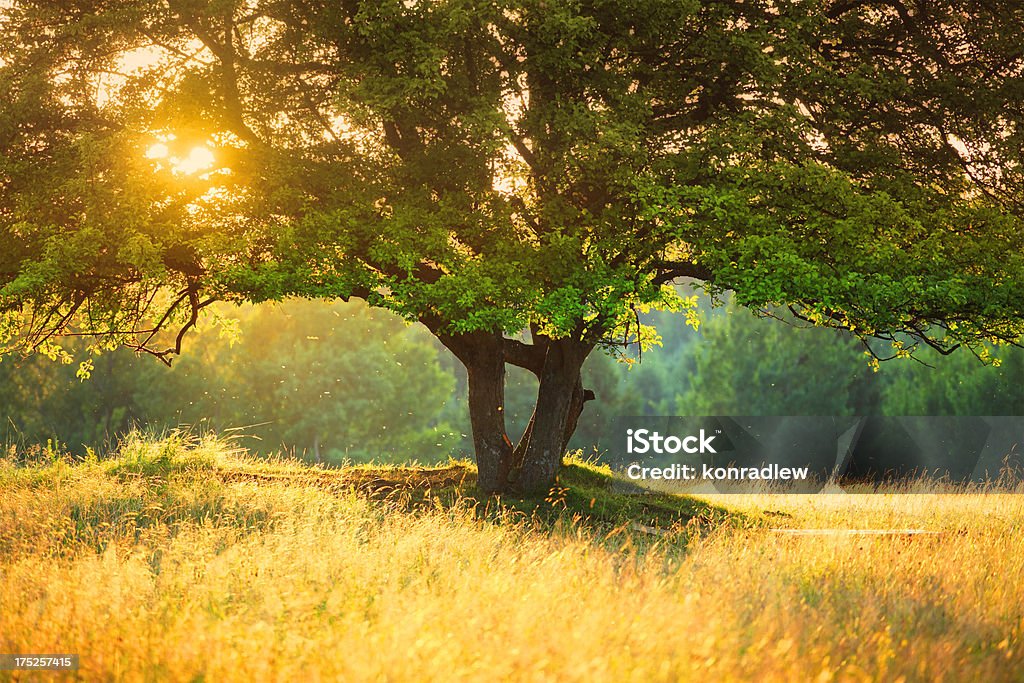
[2, 1, 1023, 493]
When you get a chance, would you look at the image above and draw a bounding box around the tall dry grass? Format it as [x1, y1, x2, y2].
[1, 435, 1022, 681]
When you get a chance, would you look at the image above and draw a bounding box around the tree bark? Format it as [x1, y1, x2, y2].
[511, 337, 594, 494]
[510, 371, 595, 479]
[432, 326, 595, 495]
[436, 330, 514, 493]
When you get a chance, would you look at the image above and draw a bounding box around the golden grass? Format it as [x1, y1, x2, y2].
[2, 436, 1023, 682]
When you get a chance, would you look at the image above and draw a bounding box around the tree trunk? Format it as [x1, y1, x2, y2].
[433, 327, 594, 495]
[437, 330, 514, 493]
[511, 338, 593, 494]
[511, 369, 595, 482]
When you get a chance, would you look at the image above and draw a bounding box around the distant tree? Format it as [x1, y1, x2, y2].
[882, 345, 1024, 416]
[676, 307, 883, 416]
[192, 300, 459, 463]
[1, 301, 459, 461]
[0, 343, 146, 448]
[2, 2, 1024, 492]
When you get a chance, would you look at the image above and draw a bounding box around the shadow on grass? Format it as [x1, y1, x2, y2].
[218, 457, 742, 541]
[2, 435, 746, 555]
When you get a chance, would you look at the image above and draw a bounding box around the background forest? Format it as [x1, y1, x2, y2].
[2, 293, 1022, 465]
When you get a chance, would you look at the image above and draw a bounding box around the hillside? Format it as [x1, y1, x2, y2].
[2, 435, 1023, 681]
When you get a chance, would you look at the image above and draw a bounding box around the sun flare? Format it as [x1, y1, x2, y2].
[146, 143, 216, 176]
[175, 146, 216, 175]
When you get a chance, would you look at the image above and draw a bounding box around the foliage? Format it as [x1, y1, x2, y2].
[141, 299, 461, 462]
[883, 344, 1024, 416]
[1, 300, 458, 463]
[0, 341, 150, 448]
[676, 306, 884, 416]
[6, 294, 1021, 463]
[671, 301, 1024, 418]
[2, 1, 1023, 358]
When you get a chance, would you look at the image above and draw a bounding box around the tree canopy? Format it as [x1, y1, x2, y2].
[2, 0, 1023, 492]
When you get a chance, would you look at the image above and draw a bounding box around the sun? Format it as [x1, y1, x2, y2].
[146, 142, 216, 176]
[145, 142, 170, 160]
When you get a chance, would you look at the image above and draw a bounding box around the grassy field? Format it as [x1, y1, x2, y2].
[2, 435, 1023, 682]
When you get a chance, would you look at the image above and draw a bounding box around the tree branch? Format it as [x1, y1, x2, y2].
[650, 260, 715, 285]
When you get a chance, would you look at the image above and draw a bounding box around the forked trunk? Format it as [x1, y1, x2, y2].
[436, 329, 594, 495]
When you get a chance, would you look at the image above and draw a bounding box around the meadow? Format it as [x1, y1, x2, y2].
[1, 435, 1023, 682]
